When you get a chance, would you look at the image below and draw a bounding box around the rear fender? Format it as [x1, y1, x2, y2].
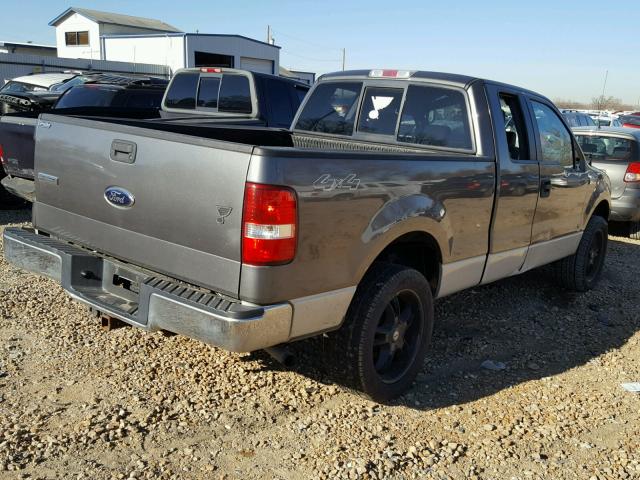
[354, 193, 449, 284]
[582, 168, 611, 227]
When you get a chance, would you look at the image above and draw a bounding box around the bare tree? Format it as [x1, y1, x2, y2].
[554, 98, 588, 110]
[554, 98, 637, 112]
[591, 95, 623, 111]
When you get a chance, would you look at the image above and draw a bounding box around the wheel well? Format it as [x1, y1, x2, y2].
[372, 232, 441, 294]
[592, 201, 610, 221]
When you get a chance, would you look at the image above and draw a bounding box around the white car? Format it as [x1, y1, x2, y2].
[590, 115, 622, 128]
[0, 72, 77, 94]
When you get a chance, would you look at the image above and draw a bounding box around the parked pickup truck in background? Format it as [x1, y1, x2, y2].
[158, 67, 309, 127]
[3, 69, 611, 401]
[0, 68, 309, 204]
[0, 76, 168, 203]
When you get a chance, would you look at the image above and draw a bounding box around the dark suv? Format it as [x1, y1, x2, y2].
[561, 109, 596, 128]
[54, 81, 166, 110]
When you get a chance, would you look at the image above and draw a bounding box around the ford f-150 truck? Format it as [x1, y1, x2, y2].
[3, 69, 611, 401]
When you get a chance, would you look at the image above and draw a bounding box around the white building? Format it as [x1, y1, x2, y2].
[102, 33, 280, 76]
[49, 7, 182, 60]
[48, 7, 282, 76]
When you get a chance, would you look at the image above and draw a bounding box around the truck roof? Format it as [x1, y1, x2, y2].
[320, 69, 544, 99]
[321, 69, 477, 87]
[174, 68, 309, 88]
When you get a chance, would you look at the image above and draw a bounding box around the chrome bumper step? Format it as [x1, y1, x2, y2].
[3, 227, 292, 352]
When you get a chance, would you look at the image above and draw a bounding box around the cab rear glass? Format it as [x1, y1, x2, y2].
[294, 82, 362, 135]
[295, 80, 473, 150]
[164, 72, 199, 109]
[357, 87, 403, 135]
[397, 85, 472, 150]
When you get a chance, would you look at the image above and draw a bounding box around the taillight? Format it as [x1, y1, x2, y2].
[624, 162, 640, 183]
[0, 144, 5, 166]
[242, 182, 297, 266]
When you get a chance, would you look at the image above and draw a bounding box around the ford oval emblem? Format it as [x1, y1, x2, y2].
[104, 186, 135, 209]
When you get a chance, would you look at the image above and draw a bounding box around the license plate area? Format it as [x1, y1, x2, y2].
[69, 257, 146, 318]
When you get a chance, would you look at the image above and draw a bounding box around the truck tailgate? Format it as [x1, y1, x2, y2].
[33, 114, 253, 297]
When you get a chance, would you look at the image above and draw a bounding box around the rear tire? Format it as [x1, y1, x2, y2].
[0, 184, 25, 209]
[552, 216, 608, 292]
[0, 179, 27, 210]
[331, 263, 434, 402]
[629, 221, 640, 241]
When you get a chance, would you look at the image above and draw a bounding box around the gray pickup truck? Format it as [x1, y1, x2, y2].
[3, 69, 611, 401]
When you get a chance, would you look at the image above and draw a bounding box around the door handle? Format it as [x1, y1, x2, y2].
[540, 177, 551, 197]
[110, 140, 137, 164]
[550, 174, 590, 188]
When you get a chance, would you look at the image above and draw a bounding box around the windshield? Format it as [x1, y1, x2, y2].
[576, 135, 635, 161]
[0, 81, 48, 94]
[54, 85, 164, 109]
[55, 86, 119, 108]
[49, 76, 89, 93]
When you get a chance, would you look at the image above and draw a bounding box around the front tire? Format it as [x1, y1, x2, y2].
[333, 263, 434, 402]
[553, 216, 608, 292]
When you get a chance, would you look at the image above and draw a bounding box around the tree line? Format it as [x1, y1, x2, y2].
[554, 95, 638, 112]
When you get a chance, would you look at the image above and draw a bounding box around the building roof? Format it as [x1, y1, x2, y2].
[101, 32, 280, 49]
[49, 7, 182, 33]
[0, 41, 57, 50]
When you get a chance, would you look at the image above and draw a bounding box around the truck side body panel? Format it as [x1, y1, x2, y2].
[241, 150, 496, 303]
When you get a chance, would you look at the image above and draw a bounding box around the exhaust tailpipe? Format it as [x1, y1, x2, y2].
[264, 346, 295, 368]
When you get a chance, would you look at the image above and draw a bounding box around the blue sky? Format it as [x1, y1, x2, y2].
[2, 0, 638, 104]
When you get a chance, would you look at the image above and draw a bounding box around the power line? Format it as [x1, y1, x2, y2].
[281, 50, 342, 63]
[271, 28, 343, 52]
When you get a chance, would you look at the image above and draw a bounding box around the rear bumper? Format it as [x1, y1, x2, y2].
[1, 176, 35, 202]
[610, 189, 640, 222]
[2, 227, 292, 352]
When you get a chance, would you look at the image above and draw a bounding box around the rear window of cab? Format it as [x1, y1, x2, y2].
[294, 81, 473, 150]
[164, 72, 252, 114]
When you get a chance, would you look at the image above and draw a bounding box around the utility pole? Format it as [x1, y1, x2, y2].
[267, 25, 273, 45]
[342, 48, 346, 71]
[599, 70, 608, 111]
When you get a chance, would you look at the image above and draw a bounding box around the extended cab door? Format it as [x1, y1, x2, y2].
[526, 99, 591, 243]
[481, 85, 540, 283]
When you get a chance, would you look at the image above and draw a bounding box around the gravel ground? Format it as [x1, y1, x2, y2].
[1, 206, 639, 480]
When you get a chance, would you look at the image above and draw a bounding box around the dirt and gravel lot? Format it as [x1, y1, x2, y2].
[0, 206, 639, 480]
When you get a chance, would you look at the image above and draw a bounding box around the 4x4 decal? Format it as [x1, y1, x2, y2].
[313, 173, 361, 191]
